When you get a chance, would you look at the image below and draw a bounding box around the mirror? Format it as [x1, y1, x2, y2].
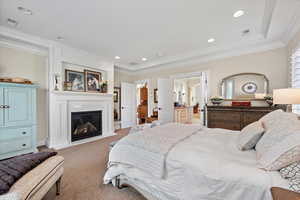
[220, 73, 269, 100]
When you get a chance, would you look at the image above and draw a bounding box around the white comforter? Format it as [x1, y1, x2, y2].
[104, 125, 288, 200]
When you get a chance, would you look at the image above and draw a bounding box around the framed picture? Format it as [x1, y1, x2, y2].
[114, 91, 118, 102]
[65, 69, 85, 92]
[114, 87, 121, 121]
[84, 70, 102, 92]
[154, 88, 158, 103]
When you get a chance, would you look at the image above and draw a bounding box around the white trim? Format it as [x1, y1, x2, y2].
[261, 0, 277, 38]
[0, 39, 48, 56]
[37, 139, 47, 147]
[132, 40, 285, 75]
[281, 1, 300, 45]
[170, 71, 203, 79]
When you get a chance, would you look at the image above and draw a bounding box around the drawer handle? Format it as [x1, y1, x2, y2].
[22, 144, 26, 147]
[22, 132, 26, 135]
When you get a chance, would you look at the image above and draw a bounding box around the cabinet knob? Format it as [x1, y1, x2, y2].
[22, 144, 26, 147]
[0, 105, 4, 109]
[22, 132, 26, 135]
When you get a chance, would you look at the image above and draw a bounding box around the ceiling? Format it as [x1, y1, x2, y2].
[1, 0, 300, 71]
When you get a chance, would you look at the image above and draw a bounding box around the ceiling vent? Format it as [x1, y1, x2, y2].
[242, 29, 250, 36]
[129, 62, 139, 66]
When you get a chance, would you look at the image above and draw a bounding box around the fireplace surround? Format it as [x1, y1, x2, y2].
[48, 91, 114, 149]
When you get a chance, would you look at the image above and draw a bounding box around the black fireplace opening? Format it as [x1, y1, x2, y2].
[71, 110, 102, 142]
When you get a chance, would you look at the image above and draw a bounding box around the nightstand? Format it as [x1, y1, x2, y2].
[271, 187, 300, 200]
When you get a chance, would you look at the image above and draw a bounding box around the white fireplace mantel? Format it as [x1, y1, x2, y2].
[48, 91, 114, 149]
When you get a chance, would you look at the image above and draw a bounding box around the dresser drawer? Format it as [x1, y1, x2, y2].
[208, 111, 241, 121]
[0, 127, 32, 140]
[0, 137, 32, 154]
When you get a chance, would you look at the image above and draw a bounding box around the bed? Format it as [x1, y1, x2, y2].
[104, 123, 289, 200]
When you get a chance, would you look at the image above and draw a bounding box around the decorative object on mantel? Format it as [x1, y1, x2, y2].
[100, 81, 108, 93]
[64, 81, 72, 91]
[264, 96, 273, 106]
[232, 101, 251, 107]
[210, 96, 224, 105]
[0, 77, 32, 84]
[54, 73, 60, 91]
[65, 69, 85, 92]
[84, 69, 102, 93]
[273, 88, 300, 112]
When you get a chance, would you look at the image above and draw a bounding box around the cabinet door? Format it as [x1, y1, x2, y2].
[4, 87, 34, 127]
[0, 88, 4, 127]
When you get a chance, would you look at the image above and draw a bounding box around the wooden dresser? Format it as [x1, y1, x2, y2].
[206, 105, 282, 130]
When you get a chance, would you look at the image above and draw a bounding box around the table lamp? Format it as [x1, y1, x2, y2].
[273, 88, 300, 112]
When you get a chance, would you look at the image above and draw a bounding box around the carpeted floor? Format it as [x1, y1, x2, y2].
[43, 128, 146, 200]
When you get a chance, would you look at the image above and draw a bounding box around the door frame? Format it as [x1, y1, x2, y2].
[171, 70, 210, 124]
[134, 79, 151, 118]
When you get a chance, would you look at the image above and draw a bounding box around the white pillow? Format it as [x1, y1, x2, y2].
[256, 111, 300, 170]
[237, 121, 264, 151]
[259, 109, 284, 130]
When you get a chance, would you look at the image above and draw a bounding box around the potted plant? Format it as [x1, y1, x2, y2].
[264, 96, 273, 106]
[210, 96, 224, 105]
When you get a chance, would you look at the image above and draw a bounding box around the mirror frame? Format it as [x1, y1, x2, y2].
[219, 72, 270, 101]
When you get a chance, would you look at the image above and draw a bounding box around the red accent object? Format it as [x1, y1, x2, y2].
[232, 101, 251, 107]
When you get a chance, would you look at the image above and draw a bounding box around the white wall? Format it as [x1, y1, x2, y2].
[133, 47, 288, 97]
[0, 46, 48, 144]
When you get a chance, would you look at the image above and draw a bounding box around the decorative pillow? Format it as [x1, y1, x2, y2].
[256, 112, 300, 170]
[237, 121, 264, 151]
[289, 176, 300, 193]
[258, 109, 284, 130]
[280, 161, 300, 179]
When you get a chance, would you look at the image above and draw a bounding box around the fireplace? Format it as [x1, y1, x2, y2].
[71, 110, 102, 142]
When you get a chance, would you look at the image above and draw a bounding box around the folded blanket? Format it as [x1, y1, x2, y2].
[0, 151, 57, 195]
[108, 123, 202, 178]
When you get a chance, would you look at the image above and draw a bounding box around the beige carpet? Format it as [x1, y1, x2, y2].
[44, 129, 146, 200]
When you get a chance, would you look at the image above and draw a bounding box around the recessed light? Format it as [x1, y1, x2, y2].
[208, 38, 215, 43]
[56, 36, 64, 41]
[17, 7, 33, 15]
[141, 57, 147, 61]
[7, 18, 18, 27]
[233, 10, 245, 18]
[115, 56, 121, 60]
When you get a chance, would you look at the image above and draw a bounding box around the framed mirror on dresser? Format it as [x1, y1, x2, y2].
[207, 73, 285, 131]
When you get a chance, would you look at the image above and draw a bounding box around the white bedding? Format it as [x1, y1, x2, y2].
[104, 126, 289, 200]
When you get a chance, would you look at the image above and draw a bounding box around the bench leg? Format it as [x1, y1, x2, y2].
[56, 177, 62, 195]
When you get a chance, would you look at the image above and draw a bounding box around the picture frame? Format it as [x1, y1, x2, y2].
[114, 87, 121, 121]
[84, 70, 102, 92]
[65, 69, 85, 92]
[154, 88, 158, 103]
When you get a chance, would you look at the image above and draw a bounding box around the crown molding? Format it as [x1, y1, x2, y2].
[280, 1, 300, 45]
[131, 39, 285, 75]
[0, 36, 49, 56]
[261, 0, 277, 38]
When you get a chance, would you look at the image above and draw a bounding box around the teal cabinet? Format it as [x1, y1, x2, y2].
[0, 83, 38, 160]
[0, 89, 3, 128]
[4, 87, 34, 127]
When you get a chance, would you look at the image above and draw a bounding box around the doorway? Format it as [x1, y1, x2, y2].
[136, 81, 148, 124]
[172, 72, 208, 124]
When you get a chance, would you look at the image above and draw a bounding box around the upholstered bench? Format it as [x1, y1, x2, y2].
[0, 155, 64, 200]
